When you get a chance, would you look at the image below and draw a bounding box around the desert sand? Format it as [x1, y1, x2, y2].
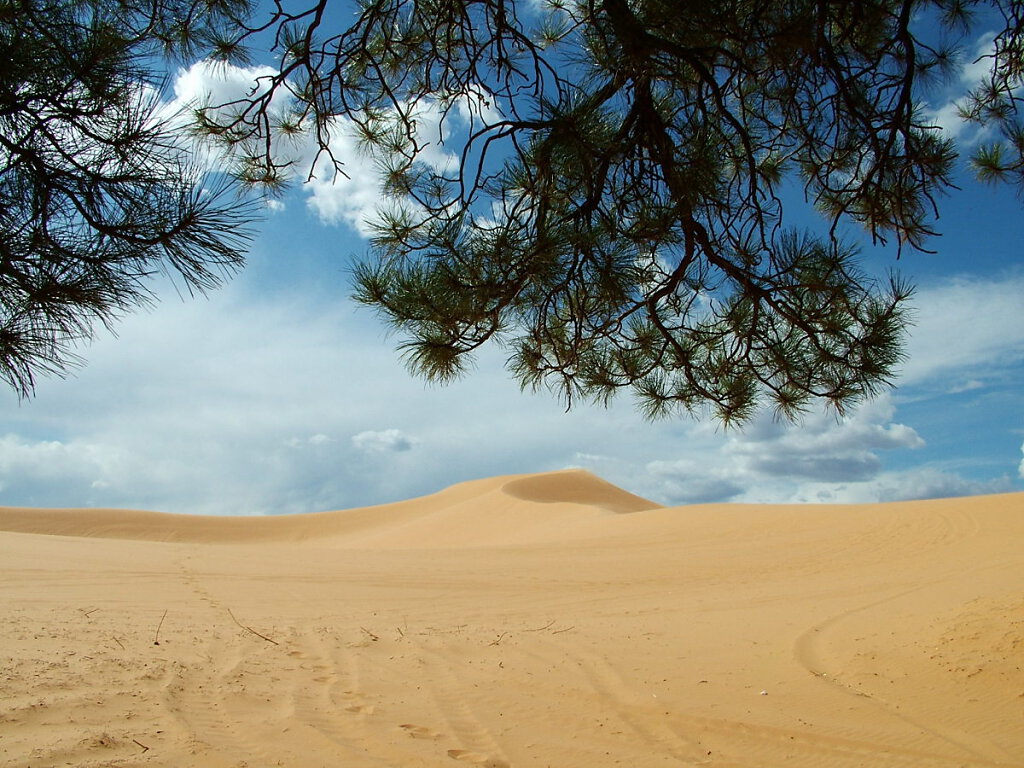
[1, 469, 1022, 768]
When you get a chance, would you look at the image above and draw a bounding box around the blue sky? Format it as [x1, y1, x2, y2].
[1, 21, 1022, 515]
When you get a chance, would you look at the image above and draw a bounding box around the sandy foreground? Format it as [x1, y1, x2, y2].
[1, 469, 1022, 768]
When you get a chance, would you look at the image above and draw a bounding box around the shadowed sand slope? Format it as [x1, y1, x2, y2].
[501, 470, 659, 512]
[1, 472, 1022, 768]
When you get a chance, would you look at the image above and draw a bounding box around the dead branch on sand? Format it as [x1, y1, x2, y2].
[153, 609, 167, 645]
[227, 608, 279, 645]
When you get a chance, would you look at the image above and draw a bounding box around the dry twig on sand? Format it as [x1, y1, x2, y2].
[153, 609, 167, 646]
[228, 608, 279, 645]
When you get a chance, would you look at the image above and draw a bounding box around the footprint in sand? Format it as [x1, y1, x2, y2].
[446, 748, 511, 767]
[398, 723, 441, 740]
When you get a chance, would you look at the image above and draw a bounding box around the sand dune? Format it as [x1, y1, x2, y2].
[0, 470, 655, 546]
[1, 469, 1022, 767]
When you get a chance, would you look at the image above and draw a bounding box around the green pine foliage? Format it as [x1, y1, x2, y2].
[5, 0, 1023, 420]
[0, 0, 258, 395]
[190, 0, 1024, 422]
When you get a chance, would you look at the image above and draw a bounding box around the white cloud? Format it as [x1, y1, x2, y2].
[0, 434, 127, 506]
[947, 379, 986, 395]
[352, 429, 418, 454]
[620, 394, 927, 505]
[159, 61, 375, 233]
[961, 32, 999, 84]
[3, 268, 634, 513]
[162, 62, 476, 238]
[643, 459, 745, 504]
[727, 397, 921, 474]
[927, 99, 971, 138]
[158, 60, 286, 173]
[167, 60, 281, 119]
[450, 86, 504, 130]
[923, 33, 998, 140]
[302, 98, 466, 235]
[899, 273, 1024, 387]
[1019, 441, 1024, 480]
[794, 467, 1015, 504]
[302, 135, 387, 235]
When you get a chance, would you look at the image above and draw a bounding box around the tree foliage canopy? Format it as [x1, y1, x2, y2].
[5, 0, 1024, 421]
[0, 0, 256, 395]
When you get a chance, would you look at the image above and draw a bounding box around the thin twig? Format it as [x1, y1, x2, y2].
[80, 607, 99, 618]
[132, 738, 150, 753]
[153, 610, 167, 646]
[112, 636, 125, 650]
[551, 625, 575, 635]
[488, 632, 508, 646]
[360, 626, 380, 642]
[227, 609, 279, 645]
[525, 620, 556, 632]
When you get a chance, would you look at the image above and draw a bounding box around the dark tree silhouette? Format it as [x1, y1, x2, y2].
[198, 0, 1024, 422]
[7, 0, 1023, 421]
[0, 0, 258, 395]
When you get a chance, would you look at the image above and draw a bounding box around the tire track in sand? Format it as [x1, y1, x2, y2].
[410, 640, 513, 768]
[282, 624, 398, 765]
[562, 639, 708, 764]
[791, 580, 1014, 766]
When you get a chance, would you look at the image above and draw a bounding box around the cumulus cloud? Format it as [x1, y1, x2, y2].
[0, 434, 127, 505]
[794, 467, 1015, 505]
[607, 275, 1024, 506]
[167, 60, 280, 120]
[301, 98, 466, 234]
[628, 430, 1012, 507]
[158, 60, 285, 172]
[621, 394, 927, 505]
[727, 397, 921, 476]
[923, 32, 997, 140]
[162, 61, 373, 230]
[750, 452, 883, 483]
[643, 459, 745, 504]
[162, 61, 480, 237]
[0, 279, 396, 513]
[352, 429, 418, 454]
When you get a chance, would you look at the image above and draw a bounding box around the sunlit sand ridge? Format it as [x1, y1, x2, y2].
[2, 469, 1022, 767]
